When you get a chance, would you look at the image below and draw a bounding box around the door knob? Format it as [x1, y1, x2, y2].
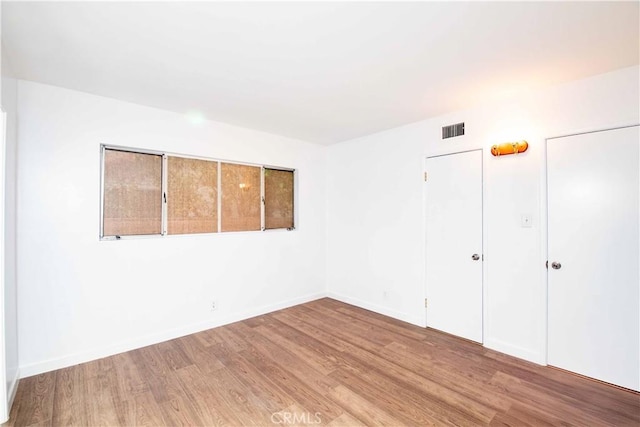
[471, 254, 480, 261]
[551, 262, 562, 270]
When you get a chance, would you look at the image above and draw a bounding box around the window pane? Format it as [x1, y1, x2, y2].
[221, 163, 261, 232]
[168, 156, 218, 235]
[103, 149, 162, 236]
[265, 168, 294, 229]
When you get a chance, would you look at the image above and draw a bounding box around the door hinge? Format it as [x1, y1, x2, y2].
[424, 298, 428, 308]
[424, 172, 428, 182]
[545, 260, 548, 269]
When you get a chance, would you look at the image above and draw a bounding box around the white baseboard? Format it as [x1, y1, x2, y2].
[326, 292, 547, 367]
[19, 291, 548, 378]
[0, 369, 20, 424]
[7, 369, 19, 416]
[484, 337, 546, 365]
[19, 292, 326, 378]
[326, 291, 426, 328]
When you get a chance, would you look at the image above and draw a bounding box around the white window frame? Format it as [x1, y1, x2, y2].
[263, 165, 296, 231]
[100, 145, 166, 240]
[100, 144, 296, 240]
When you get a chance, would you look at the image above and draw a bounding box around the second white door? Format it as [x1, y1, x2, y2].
[425, 150, 483, 343]
[547, 125, 639, 391]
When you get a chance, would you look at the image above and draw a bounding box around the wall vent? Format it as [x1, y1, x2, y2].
[442, 122, 465, 139]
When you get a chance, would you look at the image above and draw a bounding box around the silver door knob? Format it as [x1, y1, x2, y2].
[551, 262, 562, 270]
[471, 254, 480, 261]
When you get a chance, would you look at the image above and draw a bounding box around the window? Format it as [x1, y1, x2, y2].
[167, 156, 218, 234]
[102, 148, 163, 237]
[264, 168, 294, 230]
[101, 146, 295, 238]
[221, 163, 261, 232]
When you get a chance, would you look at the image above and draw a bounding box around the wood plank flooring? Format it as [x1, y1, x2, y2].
[6, 298, 640, 426]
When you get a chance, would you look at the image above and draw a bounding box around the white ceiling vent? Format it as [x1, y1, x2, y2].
[442, 122, 465, 139]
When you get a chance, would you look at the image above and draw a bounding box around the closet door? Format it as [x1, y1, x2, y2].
[425, 150, 483, 343]
[0, 111, 8, 422]
[547, 126, 639, 391]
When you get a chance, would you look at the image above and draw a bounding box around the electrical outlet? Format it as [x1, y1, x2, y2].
[211, 300, 218, 311]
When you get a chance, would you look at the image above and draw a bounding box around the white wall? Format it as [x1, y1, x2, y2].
[1, 40, 20, 418]
[17, 81, 327, 376]
[15, 66, 640, 376]
[327, 66, 640, 364]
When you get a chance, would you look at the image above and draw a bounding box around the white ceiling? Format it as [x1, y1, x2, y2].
[2, 2, 638, 145]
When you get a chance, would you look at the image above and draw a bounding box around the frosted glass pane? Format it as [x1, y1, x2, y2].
[168, 156, 218, 235]
[265, 169, 294, 229]
[103, 149, 162, 236]
[221, 163, 261, 232]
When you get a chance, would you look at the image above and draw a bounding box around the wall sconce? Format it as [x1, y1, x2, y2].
[491, 140, 528, 156]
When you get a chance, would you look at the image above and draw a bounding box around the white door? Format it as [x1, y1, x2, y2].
[425, 150, 483, 343]
[547, 125, 639, 391]
[0, 112, 7, 422]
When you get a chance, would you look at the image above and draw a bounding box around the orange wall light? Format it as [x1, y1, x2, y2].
[491, 140, 528, 156]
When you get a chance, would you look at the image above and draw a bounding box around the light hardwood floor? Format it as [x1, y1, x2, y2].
[6, 298, 640, 426]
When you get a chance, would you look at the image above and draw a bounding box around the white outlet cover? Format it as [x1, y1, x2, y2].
[521, 214, 533, 228]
